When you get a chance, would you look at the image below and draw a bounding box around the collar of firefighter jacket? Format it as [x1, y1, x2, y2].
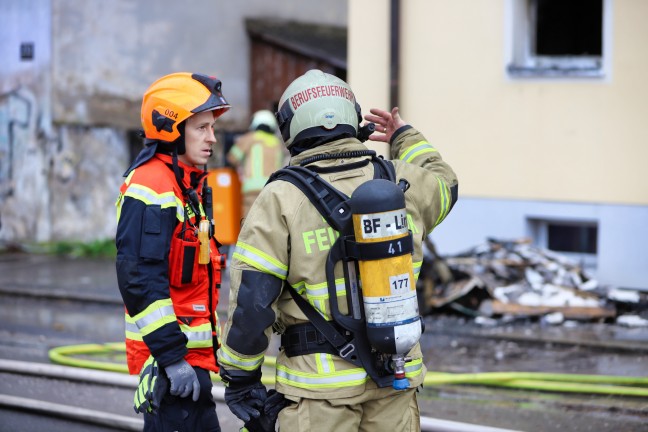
[153, 153, 205, 189]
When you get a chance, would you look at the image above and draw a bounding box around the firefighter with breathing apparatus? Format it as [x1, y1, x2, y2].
[116, 72, 229, 431]
[218, 69, 458, 431]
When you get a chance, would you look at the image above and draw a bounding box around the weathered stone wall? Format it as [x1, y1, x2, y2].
[0, 87, 52, 243]
[0, 86, 129, 244]
[0, 0, 348, 246]
[49, 126, 129, 242]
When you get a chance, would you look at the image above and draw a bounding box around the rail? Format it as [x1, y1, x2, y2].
[0, 359, 522, 432]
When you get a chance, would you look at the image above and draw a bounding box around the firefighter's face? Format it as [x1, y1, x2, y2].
[178, 111, 217, 167]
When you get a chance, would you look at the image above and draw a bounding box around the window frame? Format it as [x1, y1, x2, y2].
[506, 0, 612, 79]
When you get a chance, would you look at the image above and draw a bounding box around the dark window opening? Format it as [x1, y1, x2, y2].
[536, 0, 603, 56]
[20, 42, 34, 61]
[127, 130, 144, 164]
[547, 223, 598, 254]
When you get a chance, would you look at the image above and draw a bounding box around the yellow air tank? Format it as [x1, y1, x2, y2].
[349, 179, 421, 389]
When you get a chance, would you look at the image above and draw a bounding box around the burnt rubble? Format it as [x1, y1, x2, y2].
[417, 237, 648, 326]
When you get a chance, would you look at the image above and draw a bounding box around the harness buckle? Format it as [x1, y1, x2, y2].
[338, 342, 355, 359]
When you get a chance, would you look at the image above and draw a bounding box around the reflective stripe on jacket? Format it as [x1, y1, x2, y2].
[219, 127, 458, 399]
[116, 153, 222, 375]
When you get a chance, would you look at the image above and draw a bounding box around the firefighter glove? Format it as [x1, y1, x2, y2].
[164, 358, 201, 401]
[133, 355, 169, 414]
[242, 389, 287, 432]
[223, 377, 268, 423]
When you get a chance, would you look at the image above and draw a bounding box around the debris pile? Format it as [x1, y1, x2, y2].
[417, 238, 647, 326]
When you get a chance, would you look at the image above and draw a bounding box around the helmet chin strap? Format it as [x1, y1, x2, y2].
[174, 122, 187, 155]
[171, 147, 202, 220]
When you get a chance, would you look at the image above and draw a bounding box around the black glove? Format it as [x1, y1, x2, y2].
[223, 372, 268, 423]
[133, 356, 169, 415]
[243, 389, 287, 432]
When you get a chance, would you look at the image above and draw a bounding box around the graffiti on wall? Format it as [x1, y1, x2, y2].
[0, 88, 33, 197]
[0, 85, 129, 244]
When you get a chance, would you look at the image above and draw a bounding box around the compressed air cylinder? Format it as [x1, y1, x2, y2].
[349, 179, 421, 355]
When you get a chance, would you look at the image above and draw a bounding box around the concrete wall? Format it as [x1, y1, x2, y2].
[0, 0, 348, 245]
[51, 0, 348, 131]
[0, 0, 55, 242]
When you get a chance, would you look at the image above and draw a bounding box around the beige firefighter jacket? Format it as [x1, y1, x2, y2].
[219, 126, 458, 400]
[226, 130, 287, 194]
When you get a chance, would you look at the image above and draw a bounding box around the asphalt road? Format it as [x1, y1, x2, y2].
[0, 253, 647, 431]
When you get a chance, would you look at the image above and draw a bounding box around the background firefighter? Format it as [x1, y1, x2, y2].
[218, 69, 458, 431]
[115, 72, 229, 431]
[226, 109, 288, 218]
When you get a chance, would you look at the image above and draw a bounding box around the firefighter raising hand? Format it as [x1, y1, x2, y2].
[364, 107, 407, 143]
[218, 69, 458, 432]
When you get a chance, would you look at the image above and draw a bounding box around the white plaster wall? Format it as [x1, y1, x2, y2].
[431, 198, 648, 290]
[348, 0, 390, 157]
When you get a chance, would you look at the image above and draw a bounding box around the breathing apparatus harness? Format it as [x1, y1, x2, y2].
[269, 147, 421, 389]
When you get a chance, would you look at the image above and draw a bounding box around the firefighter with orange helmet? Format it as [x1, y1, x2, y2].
[116, 72, 229, 431]
[218, 69, 458, 431]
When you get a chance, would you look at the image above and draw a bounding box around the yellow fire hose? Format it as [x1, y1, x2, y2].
[48, 343, 648, 397]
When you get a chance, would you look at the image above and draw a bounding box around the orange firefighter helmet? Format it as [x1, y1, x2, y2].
[141, 72, 230, 143]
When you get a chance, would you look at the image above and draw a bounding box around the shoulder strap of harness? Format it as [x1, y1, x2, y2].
[267, 155, 396, 232]
[268, 165, 350, 231]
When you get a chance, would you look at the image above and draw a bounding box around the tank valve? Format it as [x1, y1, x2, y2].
[392, 354, 411, 390]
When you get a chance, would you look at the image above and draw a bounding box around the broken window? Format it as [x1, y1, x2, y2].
[529, 219, 598, 271]
[508, 0, 607, 77]
[547, 223, 598, 254]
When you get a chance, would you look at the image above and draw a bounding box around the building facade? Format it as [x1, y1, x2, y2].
[349, 0, 648, 290]
[0, 0, 347, 245]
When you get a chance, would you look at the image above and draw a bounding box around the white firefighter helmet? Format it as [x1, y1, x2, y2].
[275, 69, 361, 148]
[249, 109, 278, 133]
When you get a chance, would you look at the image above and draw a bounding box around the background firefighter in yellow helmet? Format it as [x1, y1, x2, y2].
[218, 69, 458, 431]
[116, 72, 229, 431]
[226, 109, 288, 218]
